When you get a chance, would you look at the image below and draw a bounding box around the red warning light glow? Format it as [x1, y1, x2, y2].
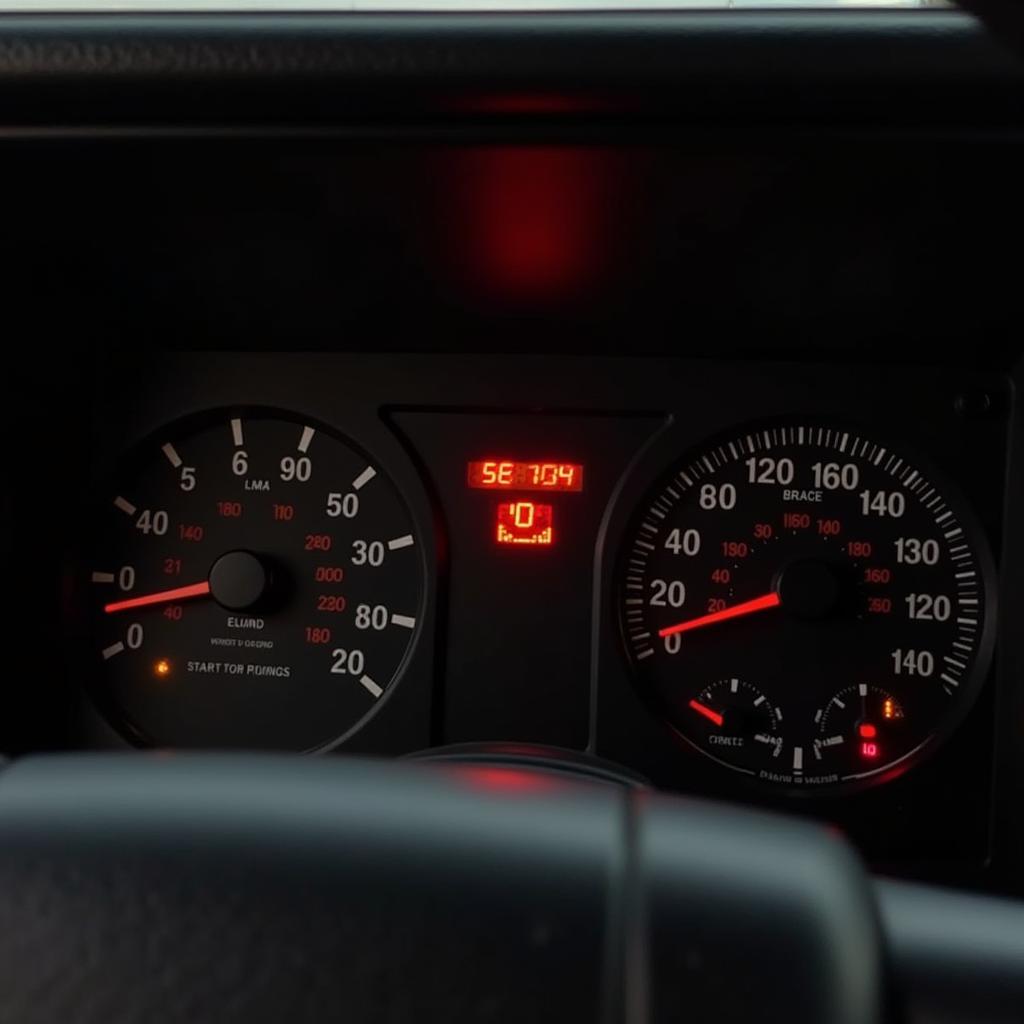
[858, 723, 877, 739]
[469, 460, 583, 492]
[497, 501, 554, 546]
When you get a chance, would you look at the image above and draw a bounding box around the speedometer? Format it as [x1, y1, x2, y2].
[88, 412, 425, 751]
[619, 422, 995, 791]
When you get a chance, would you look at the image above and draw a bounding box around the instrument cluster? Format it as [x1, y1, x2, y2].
[5, 350, 1015, 876]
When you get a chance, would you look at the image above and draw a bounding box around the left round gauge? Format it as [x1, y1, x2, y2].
[87, 412, 425, 751]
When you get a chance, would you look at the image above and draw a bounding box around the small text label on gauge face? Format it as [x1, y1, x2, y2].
[226, 617, 265, 630]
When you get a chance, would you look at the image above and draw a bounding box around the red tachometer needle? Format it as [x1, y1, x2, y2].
[689, 699, 724, 727]
[104, 581, 211, 614]
[658, 592, 782, 638]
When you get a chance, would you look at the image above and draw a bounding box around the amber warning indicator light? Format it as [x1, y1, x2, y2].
[497, 501, 554, 546]
[469, 460, 583, 493]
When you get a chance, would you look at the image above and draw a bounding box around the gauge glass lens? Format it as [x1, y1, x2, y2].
[90, 413, 424, 750]
[619, 423, 994, 790]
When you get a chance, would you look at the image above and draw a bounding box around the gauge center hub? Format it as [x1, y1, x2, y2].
[208, 550, 270, 611]
[776, 558, 842, 620]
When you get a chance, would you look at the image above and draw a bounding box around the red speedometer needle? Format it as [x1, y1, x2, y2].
[104, 581, 211, 614]
[658, 592, 782, 638]
[688, 699, 724, 727]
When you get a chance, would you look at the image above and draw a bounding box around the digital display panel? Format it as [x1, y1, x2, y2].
[468, 460, 583, 492]
[496, 502, 554, 546]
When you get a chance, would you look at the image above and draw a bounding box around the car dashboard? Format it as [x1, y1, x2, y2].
[0, 14, 1023, 907]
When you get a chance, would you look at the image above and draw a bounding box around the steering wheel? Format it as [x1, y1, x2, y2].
[0, 753, 1021, 1024]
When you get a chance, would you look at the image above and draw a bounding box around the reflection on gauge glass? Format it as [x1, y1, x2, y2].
[619, 421, 996, 792]
[88, 412, 425, 750]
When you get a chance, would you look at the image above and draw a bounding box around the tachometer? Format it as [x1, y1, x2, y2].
[619, 422, 995, 791]
[89, 412, 425, 750]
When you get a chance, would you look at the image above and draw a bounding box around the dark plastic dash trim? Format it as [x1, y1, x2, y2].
[0, 11, 1020, 128]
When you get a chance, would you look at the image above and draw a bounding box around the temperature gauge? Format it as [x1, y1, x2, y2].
[685, 678, 783, 774]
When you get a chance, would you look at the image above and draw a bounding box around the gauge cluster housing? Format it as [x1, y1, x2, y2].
[2, 12, 1024, 1023]
[0, 112, 1020, 892]
[5, 349, 1006, 886]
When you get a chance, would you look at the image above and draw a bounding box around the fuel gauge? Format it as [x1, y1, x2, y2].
[814, 684, 905, 773]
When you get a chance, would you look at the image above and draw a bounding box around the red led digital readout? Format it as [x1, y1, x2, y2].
[496, 502, 554, 546]
[468, 460, 583, 492]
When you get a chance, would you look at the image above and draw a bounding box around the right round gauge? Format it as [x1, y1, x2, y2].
[618, 421, 996, 793]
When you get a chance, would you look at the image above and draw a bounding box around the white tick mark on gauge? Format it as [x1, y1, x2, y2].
[359, 674, 383, 699]
[231, 418, 244, 447]
[161, 443, 183, 468]
[391, 614, 416, 629]
[387, 535, 415, 551]
[792, 746, 804, 772]
[102, 642, 125, 660]
[91, 572, 115, 584]
[858, 683, 868, 697]
[833, 698, 846, 709]
[730, 678, 739, 693]
[753, 695, 765, 706]
[114, 496, 137, 516]
[297, 426, 315, 453]
[352, 466, 377, 491]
